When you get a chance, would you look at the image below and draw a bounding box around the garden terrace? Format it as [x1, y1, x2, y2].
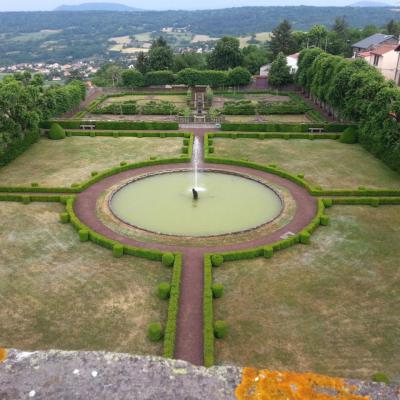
[211, 136, 400, 190]
[0, 135, 184, 188]
[213, 205, 400, 381]
[0, 202, 170, 356]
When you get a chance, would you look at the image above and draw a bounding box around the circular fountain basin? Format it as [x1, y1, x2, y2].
[110, 171, 283, 237]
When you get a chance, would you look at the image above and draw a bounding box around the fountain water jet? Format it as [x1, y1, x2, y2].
[192, 136, 201, 190]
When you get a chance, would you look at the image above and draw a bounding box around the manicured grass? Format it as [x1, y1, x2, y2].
[214, 205, 400, 381]
[213, 138, 400, 189]
[0, 136, 182, 187]
[223, 115, 312, 123]
[0, 202, 169, 355]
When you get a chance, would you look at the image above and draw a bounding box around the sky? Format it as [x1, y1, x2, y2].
[0, 0, 395, 12]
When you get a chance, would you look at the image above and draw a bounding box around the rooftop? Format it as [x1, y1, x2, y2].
[352, 33, 395, 50]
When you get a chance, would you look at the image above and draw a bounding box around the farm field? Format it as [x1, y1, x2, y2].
[213, 138, 400, 189]
[0, 136, 182, 187]
[214, 205, 400, 381]
[0, 202, 169, 355]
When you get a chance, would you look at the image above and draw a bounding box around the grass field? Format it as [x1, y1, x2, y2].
[0, 202, 169, 355]
[213, 138, 400, 189]
[0, 136, 182, 187]
[214, 205, 400, 381]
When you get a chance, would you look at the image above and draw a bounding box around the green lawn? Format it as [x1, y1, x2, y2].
[0, 136, 182, 187]
[0, 202, 169, 355]
[214, 205, 400, 381]
[213, 138, 400, 190]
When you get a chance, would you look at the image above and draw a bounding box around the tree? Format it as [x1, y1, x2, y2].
[268, 52, 293, 87]
[308, 24, 328, 49]
[228, 67, 252, 86]
[121, 69, 144, 87]
[147, 37, 174, 71]
[332, 16, 349, 37]
[92, 64, 123, 87]
[207, 37, 243, 70]
[269, 20, 296, 57]
[136, 52, 149, 74]
[173, 52, 206, 72]
[386, 19, 400, 36]
[242, 45, 270, 75]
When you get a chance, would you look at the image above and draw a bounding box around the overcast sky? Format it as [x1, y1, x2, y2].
[1, 0, 394, 12]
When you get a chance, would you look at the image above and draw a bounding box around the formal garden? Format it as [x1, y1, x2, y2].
[1, 46, 400, 390]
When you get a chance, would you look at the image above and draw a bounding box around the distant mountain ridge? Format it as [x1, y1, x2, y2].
[55, 3, 142, 11]
[349, 1, 394, 6]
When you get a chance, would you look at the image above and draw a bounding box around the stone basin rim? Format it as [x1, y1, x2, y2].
[106, 168, 285, 239]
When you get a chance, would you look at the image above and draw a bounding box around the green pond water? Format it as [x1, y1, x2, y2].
[110, 171, 283, 237]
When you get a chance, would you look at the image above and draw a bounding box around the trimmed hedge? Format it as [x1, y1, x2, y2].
[157, 282, 171, 300]
[203, 255, 214, 367]
[41, 120, 179, 131]
[214, 320, 229, 339]
[0, 129, 40, 167]
[65, 197, 164, 261]
[148, 323, 164, 342]
[59, 212, 70, 223]
[220, 122, 354, 133]
[208, 132, 341, 140]
[212, 284, 224, 299]
[113, 244, 124, 258]
[162, 252, 175, 267]
[163, 253, 182, 358]
[48, 123, 66, 140]
[340, 126, 358, 144]
[211, 254, 224, 267]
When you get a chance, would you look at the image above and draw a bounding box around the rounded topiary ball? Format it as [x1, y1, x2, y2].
[214, 320, 229, 339]
[372, 373, 389, 384]
[148, 323, 164, 342]
[211, 254, 224, 267]
[48, 123, 66, 140]
[212, 284, 224, 299]
[162, 252, 175, 267]
[157, 282, 171, 300]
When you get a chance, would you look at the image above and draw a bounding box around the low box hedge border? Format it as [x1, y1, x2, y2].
[163, 253, 183, 359]
[220, 122, 355, 133]
[65, 196, 164, 261]
[41, 120, 179, 131]
[62, 130, 187, 138]
[203, 254, 214, 367]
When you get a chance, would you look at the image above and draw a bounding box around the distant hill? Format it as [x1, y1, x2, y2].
[55, 3, 142, 11]
[349, 1, 394, 6]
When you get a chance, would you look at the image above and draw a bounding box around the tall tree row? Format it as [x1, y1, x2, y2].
[0, 75, 86, 166]
[297, 48, 400, 173]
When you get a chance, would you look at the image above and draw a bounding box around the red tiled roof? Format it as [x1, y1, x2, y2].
[370, 44, 398, 56]
[358, 51, 371, 58]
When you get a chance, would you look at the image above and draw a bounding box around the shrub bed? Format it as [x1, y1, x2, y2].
[141, 101, 178, 115]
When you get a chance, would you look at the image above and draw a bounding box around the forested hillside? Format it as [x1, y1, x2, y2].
[0, 7, 399, 64]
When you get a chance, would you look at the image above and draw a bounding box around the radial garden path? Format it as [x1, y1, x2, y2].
[71, 128, 317, 366]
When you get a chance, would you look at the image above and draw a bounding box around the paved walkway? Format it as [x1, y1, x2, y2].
[72, 128, 317, 366]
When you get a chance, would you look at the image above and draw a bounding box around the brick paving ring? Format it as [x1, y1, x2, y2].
[73, 133, 317, 367]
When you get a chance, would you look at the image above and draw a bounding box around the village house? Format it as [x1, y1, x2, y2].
[351, 33, 397, 57]
[259, 52, 299, 77]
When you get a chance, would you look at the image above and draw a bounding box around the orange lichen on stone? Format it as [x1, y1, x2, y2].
[0, 348, 7, 363]
[235, 368, 369, 400]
